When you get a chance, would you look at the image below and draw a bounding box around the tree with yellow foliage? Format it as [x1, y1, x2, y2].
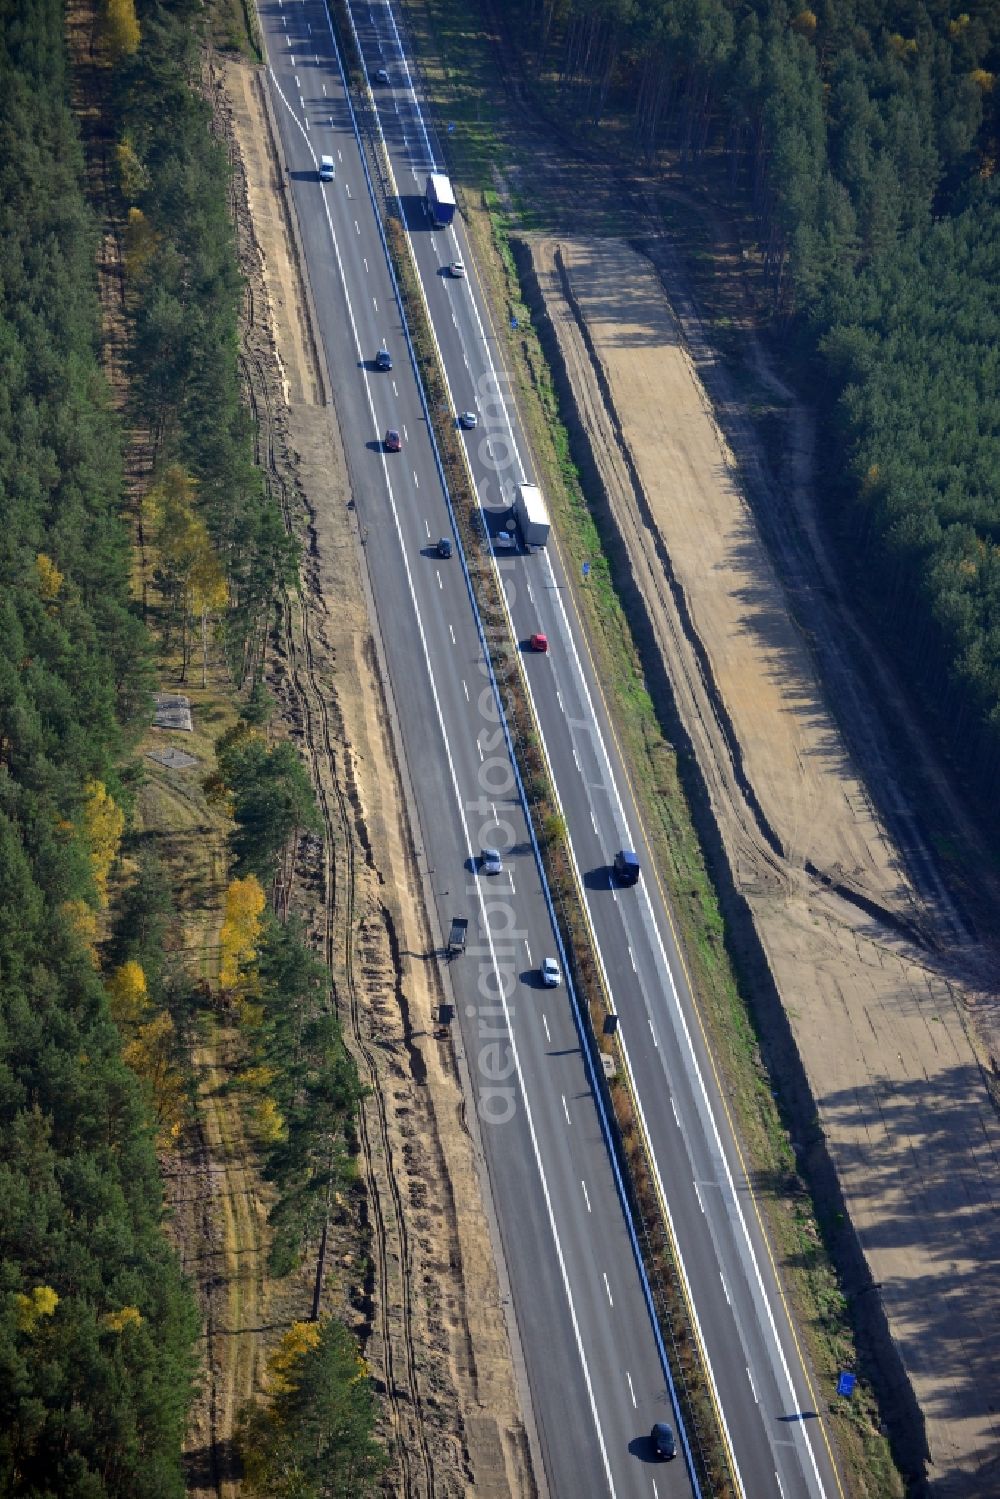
[219, 875, 266, 993]
[268, 1322, 322, 1394]
[101, 0, 140, 62]
[15, 1286, 59, 1334]
[82, 780, 125, 906]
[123, 1011, 185, 1147]
[116, 136, 148, 202]
[101, 1305, 143, 1333]
[254, 1096, 286, 1145]
[106, 960, 149, 1027]
[62, 898, 99, 965]
[34, 553, 64, 602]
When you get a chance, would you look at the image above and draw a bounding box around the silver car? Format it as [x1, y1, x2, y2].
[541, 958, 561, 987]
[480, 847, 503, 875]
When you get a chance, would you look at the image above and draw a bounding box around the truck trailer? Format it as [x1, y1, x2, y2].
[425, 172, 456, 228]
[514, 483, 550, 548]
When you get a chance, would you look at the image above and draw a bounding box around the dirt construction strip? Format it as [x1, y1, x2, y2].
[525, 234, 1000, 1496]
[216, 54, 536, 1498]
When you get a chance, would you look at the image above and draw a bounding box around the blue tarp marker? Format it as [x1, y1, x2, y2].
[837, 1372, 856, 1398]
[582, 562, 591, 580]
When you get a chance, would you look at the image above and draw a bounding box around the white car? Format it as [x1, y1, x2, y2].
[459, 410, 478, 429]
[449, 260, 466, 278]
[541, 958, 561, 988]
[480, 847, 503, 875]
[319, 155, 336, 182]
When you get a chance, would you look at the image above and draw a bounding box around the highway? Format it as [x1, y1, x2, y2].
[259, 3, 693, 1496]
[259, 1, 845, 1496]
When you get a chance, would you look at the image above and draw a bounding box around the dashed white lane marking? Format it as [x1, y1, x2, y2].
[346, 184, 352, 198]
[436, 570, 442, 589]
[542, 1013, 551, 1042]
[413, 471, 419, 487]
[628, 945, 637, 973]
[355, 220, 360, 233]
[392, 380, 398, 396]
[671, 1097, 681, 1127]
[572, 748, 581, 772]
[603, 1273, 614, 1308]
[591, 812, 599, 835]
[508, 871, 516, 894]
[720, 1272, 731, 1306]
[462, 679, 469, 700]
[561, 1095, 571, 1126]
[401, 423, 407, 440]
[321, 82, 326, 94]
[424, 519, 431, 537]
[524, 940, 532, 963]
[448, 624, 455, 644]
[477, 737, 483, 760]
[775, 1471, 785, 1499]
[303, 112, 309, 128]
[649, 1016, 658, 1049]
[363, 257, 368, 272]
[556, 690, 564, 711]
[747, 1367, 758, 1404]
[337, 148, 342, 160]
[625, 1369, 636, 1408]
[694, 1182, 705, 1214]
[581, 1180, 592, 1213]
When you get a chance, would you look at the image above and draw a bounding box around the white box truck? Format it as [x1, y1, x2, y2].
[514, 484, 550, 547]
[425, 172, 457, 228]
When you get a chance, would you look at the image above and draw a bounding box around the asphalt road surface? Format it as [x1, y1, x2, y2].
[259, 2, 846, 1497]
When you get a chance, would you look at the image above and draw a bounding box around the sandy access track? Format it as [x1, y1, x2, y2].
[525, 235, 1000, 1495]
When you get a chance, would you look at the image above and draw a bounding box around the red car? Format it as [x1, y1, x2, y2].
[384, 428, 402, 452]
[528, 633, 549, 653]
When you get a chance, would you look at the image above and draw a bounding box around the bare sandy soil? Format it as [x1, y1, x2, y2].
[526, 234, 1000, 1495]
[216, 55, 534, 1498]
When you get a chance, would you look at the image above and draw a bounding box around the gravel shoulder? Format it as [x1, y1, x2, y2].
[525, 233, 1000, 1496]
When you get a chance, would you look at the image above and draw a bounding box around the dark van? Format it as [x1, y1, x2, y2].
[614, 849, 640, 886]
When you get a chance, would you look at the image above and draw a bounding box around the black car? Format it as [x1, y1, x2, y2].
[375, 347, 392, 371]
[372, 67, 390, 84]
[613, 847, 640, 886]
[436, 537, 452, 559]
[651, 1422, 676, 1460]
